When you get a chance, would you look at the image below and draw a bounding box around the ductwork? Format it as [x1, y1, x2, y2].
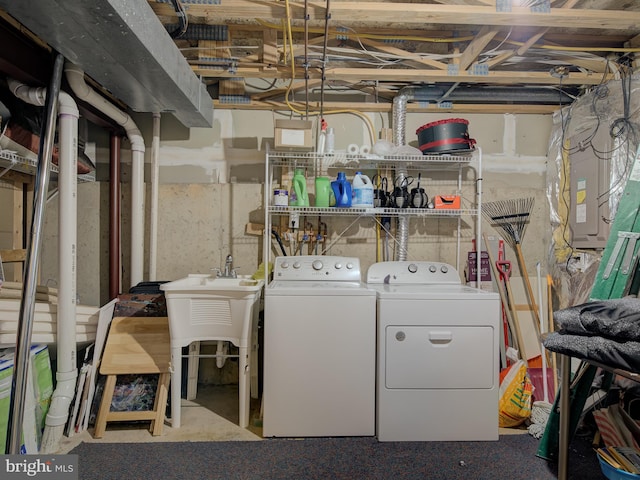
[7, 71, 80, 454]
[391, 87, 415, 261]
[0, 0, 213, 128]
[65, 62, 146, 289]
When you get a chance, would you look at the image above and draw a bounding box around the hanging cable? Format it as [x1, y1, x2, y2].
[304, 0, 310, 119]
[168, 0, 188, 38]
[319, 0, 331, 121]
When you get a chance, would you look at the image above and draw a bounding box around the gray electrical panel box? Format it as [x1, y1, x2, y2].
[569, 127, 612, 249]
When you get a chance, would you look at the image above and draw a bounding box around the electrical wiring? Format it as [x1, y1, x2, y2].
[168, 0, 188, 38]
[278, 0, 376, 145]
[255, 18, 640, 54]
[255, 18, 474, 44]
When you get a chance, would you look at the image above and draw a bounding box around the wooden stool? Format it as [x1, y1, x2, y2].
[94, 316, 171, 438]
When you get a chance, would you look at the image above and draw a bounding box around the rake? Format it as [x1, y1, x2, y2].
[482, 197, 543, 344]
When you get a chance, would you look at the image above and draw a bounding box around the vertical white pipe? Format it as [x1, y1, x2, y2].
[5, 63, 62, 454]
[41, 95, 80, 453]
[149, 113, 161, 281]
[65, 62, 146, 289]
[130, 147, 145, 287]
[6, 75, 80, 453]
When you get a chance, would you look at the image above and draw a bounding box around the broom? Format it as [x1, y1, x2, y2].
[482, 197, 543, 343]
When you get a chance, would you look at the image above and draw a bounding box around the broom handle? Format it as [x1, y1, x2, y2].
[514, 243, 542, 340]
[515, 243, 554, 369]
[484, 234, 528, 363]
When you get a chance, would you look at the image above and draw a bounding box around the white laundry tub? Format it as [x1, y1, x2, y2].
[160, 274, 264, 429]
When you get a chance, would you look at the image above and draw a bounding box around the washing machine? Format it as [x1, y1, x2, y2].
[366, 261, 500, 442]
[263, 255, 376, 437]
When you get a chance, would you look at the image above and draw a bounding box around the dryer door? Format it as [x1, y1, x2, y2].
[384, 325, 495, 389]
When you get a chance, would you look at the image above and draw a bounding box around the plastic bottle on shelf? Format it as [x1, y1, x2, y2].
[352, 171, 374, 207]
[316, 119, 327, 155]
[331, 172, 352, 208]
[290, 169, 309, 207]
[326, 127, 335, 155]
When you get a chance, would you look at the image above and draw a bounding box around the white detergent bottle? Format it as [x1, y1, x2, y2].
[352, 171, 374, 207]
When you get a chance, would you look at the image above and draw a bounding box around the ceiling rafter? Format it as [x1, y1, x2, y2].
[148, 2, 640, 31]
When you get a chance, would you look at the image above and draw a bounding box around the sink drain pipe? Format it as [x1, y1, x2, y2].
[65, 62, 146, 289]
[6, 54, 79, 454]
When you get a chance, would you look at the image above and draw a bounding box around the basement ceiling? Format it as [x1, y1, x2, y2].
[148, 0, 640, 114]
[0, 0, 639, 123]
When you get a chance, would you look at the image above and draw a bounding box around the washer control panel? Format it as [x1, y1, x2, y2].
[366, 261, 461, 285]
[274, 255, 361, 281]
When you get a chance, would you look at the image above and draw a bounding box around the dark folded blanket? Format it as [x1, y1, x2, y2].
[543, 331, 640, 372]
[554, 297, 640, 341]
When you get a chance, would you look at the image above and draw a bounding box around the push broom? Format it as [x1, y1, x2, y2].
[482, 197, 544, 345]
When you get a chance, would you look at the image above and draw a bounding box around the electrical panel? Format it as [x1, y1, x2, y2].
[569, 127, 611, 249]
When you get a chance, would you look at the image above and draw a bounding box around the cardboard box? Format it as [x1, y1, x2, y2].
[433, 195, 461, 209]
[466, 250, 491, 282]
[274, 119, 313, 150]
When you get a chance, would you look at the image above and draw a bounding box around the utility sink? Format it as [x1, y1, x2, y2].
[162, 273, 263, 291]
[159, 273, 264, 429]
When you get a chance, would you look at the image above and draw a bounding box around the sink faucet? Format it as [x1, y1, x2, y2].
[222, 254, 237, 278]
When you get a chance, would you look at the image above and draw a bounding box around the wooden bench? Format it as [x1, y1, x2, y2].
[93, 316, 171, 438]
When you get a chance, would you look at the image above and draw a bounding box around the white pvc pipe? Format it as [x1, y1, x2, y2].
[149, 113, 160, 281]
[64, 62, 146, 288]
[8, 78, 80, 452]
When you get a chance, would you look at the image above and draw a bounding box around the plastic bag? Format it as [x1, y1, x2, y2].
[499, 359, 533, 428]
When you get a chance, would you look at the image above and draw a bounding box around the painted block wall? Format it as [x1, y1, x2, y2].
[36, 110, 552, 311]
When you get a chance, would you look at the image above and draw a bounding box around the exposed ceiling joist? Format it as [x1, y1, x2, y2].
[149, 1, 640, 31]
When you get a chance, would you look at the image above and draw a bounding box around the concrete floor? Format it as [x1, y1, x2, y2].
[54, 383, 527, 454]
[55, 385, 263, 454]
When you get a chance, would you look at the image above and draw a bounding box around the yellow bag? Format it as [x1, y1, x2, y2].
[498, 360, 533, 428]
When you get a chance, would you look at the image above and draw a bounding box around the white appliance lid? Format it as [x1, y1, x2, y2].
[266, 281, 375, 296]
[367, 283, 499, 300]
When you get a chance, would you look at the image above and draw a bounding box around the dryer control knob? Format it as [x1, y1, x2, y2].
[408, 263, 418, 273]
[280, 261, 289, 269]
[346, 262, 354, 269]
[440, 265, 449, 274]
[312, 260, 323, 271]
[334, 262, 343, 269]
[429, 265, 437, 273]
[293, 261, 301, 269]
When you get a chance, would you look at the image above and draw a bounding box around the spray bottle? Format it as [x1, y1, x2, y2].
[316, 118, 327, 155]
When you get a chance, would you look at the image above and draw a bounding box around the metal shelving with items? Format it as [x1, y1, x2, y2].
[262, 147, 483, 284]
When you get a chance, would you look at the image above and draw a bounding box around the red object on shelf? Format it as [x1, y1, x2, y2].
[433, 195, 461, 209]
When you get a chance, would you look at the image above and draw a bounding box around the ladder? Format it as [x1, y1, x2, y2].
[537, 143, 640, 467]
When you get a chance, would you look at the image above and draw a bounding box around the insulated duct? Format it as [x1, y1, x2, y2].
[391, 87, 416, 261]
[65, 62, 146, 289]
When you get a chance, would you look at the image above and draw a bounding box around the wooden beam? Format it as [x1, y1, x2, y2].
[458, 25, 498, 71]
[263, 28, 279, 67]
[251, 79, 323, 101]
[359, 38, 448, 70]
[0, 249, 26, 263]
[149, 1, 640, 31]
[213, 99, 561, 114]
[196, 65, 611, 85]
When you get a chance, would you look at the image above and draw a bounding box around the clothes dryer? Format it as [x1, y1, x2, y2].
[263, 256, 376, 437]
[366, 261, 500, 442]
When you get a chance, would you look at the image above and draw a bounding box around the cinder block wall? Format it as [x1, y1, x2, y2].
[37, 109, 552, 308]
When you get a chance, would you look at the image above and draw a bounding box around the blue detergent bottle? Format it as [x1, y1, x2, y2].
[291, 168, 309, 207]
[331, 172, 352, 207]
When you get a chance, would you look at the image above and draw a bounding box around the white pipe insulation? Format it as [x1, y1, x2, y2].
[64, 62, 146, 288]
[7, 78, 80, 453]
